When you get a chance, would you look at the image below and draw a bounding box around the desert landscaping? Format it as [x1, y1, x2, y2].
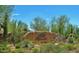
[0, 5, 79, 53]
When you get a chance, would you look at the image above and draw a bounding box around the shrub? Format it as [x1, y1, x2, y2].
[14, 48, 25, 53]
[0, 42, 10, 53]
[40, 43, 57, 53]
[15, 42, 21, 49]
[32, 47, 40, 53]
[39, 43, 74, 53]
[15, 39, 34, 49]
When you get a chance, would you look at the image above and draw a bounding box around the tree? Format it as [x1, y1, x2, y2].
[30, 16, 49, 32]
[51, 15, 69, 36]
[57, 16, 69, 35]
[51, 17, 59, 33]
[0, 5, 14, 40]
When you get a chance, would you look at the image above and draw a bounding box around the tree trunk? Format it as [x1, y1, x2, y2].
[3, 14, 8, 41]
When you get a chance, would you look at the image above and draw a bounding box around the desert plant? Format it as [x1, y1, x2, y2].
[32, 47, 40, 53]
[15, 40, 34, 49]
[0, 42, 10, 52]
[51, 15, 69, 36]
[0, 5, 14, 41]
[7, 20, 28, 44]
[30, 16, 49, 31]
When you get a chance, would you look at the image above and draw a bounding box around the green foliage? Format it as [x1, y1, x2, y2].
[30, 16, 49, 31]
[14, 48, 25, 53]
[7, 20, 28, 43]
[0, 5, 14, 40]
[20, 40, 34, 48]
[3, 14, 8, 40]
[15, 40, 34, 49]
[67, 34, 76, 43]
[39, 43, 79, 53]
[32, 47, 40, 53]
[0, 42, 10, 52]
[40, 43, 54, 53]
[0, 5, 79, 53]
[51, 17, 59, 33]
[50, 15, 79, 43]
[51, 15, 69, 36]
[39, 43, 65, 53]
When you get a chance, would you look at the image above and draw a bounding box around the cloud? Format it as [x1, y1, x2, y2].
[12, 13, 20, 16]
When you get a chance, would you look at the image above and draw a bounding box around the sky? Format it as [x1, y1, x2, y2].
[12, 5, 79, 26]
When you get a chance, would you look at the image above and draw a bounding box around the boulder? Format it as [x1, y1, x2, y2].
[23, 31, 66, 43]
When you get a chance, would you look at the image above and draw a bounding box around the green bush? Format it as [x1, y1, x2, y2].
[14, 48, 25, 53]
[39, 43, 64, 53]
[32, 47, 40, 53]
[40, 43, 53, 53]
[15, 40, 34, 49]
[0, 42, 10, 53]
[39, 43, 77, 53]
[15, 42, 21, 49]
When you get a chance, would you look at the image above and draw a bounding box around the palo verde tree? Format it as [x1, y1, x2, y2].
[30, 16, 49, 32]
